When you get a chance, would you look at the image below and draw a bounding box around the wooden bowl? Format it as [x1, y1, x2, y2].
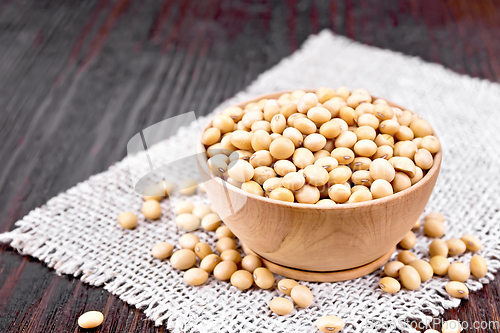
[196, 91, 441, 275]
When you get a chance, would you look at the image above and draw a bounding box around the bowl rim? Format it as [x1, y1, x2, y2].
[196, 90, 442, 211]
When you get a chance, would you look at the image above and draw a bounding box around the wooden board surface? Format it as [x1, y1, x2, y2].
[0, 0, 499, 332]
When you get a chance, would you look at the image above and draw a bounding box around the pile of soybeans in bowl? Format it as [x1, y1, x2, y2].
[201, 87, 441, 205]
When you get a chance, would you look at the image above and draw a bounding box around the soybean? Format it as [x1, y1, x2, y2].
[253, 267, 275, 289]
[151, 242, 174, 259]
[446, 239, 466, 256]
[184, 268, 209, 286]
[430, 256, 450, 276]
[230, 270, 254, 290]
[213, 260, 238, 280]
[269, 297, 294, 316]
[170, 249, 197, 270]
[446, 281, 469, 298]
[448, 262, 470, 282]
[470, 255, 487, 279]
[241, 255, 262, 273]
[316, 315, 345, 333]
[379, 277, 401, 293]
[278, 279, 299, 296]
[399, 265, 421, 290]
[118, 212, 138, 229]
[78, 311, 104, 329]
[290, 285, 314, 308]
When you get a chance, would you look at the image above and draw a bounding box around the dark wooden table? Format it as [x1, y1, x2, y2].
[1, 0, 499, 332]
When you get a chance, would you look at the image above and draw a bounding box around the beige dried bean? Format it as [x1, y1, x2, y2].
[350, 157, 371, 171]
[270, 114, 286, 134]
[398, 231, 417, 250]
[230, 270, 253, 290]
[242, 110, 264, 128]
[328, 184, 351, 203]
[202, 127, 221, 146]
[274, 160, 297, 177]
[229, 150, 253, 162]
[395, 125, 414, 141]
[351, 170, 373, 187]
[227, 159, 254, 182]
[410, 166, 424, 185]
[410, 118, 433, 137]
[316, 315, 345, 333]
[316, 199, 337, 206]
[241, 254, 262, 273]
[314, 156, 338, 172]
[414, 148, 434, 170]
[170, 249, 197, 270]
[348, 189, 372, 203]
[175, 213, 200, 232]
[424, 219, 446, 238]
[446, 281, 469, 298]
[282, 172, 306, 191]
[384, 261, 404, 278]
[339, 106, 357, 125]
[319, 120, 342, 139]
[192, 205, 211, 219]
[303, 165, 329, 186]
[395, 141, 418, 160]
[215, 226, 234, 239]
[280, 103, 298, 118]
[307, 106, 332, 124]
[374, 134, 394, 148]
[293, 148, 315, 169]
[379, 277, 401, 293]
[430, 256, 450, 276]
[370, 158, 395, 182]
[118, 212, 138, 229]
[216, 237, 237, 253]
[251, 130, 272, 151]
[373, 104, 394, 120]
[347, 93, 371, 108]
[179, 178, 198, 196]
[287, 113, 306, 127]
[253, 267, 275, 289]
[278, 279, 299, 296]
[212, 114, 235, 133]
[353, 139, 378, 157]
[269, 187, 295, 202]
[294, 117, 317, 135]
[201, 212, 222, 231]
[429, 239, 448, 257]
[315, 87, 336, 103]
[303, 133, 327, 151]
[263, 177, 283, 194]
[78, 311, 104, 329]
[392, 172, 411, 193]
[372, 145, 394, 160]
[331, 147, 355, 164]
[221, 249, 242, 264]
[297, 92, 318, 113]
[291, 285, 314, 308]
[370, 179, 393, 199]
[409, 259, 434, 281]
[194, 242, 212, 260]
[282, 127, 303, 147]
[151, 242, 174, 259]
[397, 251, 417, 265]
[142, 200, 162, 220]
[200, 253, 221, 273]
[399, 265, 421, 290]
[295, 185, 321, 204]
[250, 150, 273, 168]
[269, 297, 294, 316]
[446, 239, 466, 256]
[389, 156, 416, 178]
[178, 233, 199, 250]
[424, 212, 444, 223]
[354, 126, 376, 141]
[379, 120, 400, 135]
[269, 137, 295, 159]
[252, 166, 276, 185]
[461, 234, 482, 252]
[328, 165, 352, 184]
[230, 130, 253, 150]
[420, 135, 441, 153]
[334, 131, 357, 148]
[263, 101, 280, 121]
[448, 262, 470, 282]
[213, 260, 238, 280]
[184, 268, 209, 286]
[470, 255, 487, 279]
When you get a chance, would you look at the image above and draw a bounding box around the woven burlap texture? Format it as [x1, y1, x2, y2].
[1, 30, 500, 333]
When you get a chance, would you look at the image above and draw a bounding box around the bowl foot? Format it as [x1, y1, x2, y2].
[241, 243, 396, 283]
